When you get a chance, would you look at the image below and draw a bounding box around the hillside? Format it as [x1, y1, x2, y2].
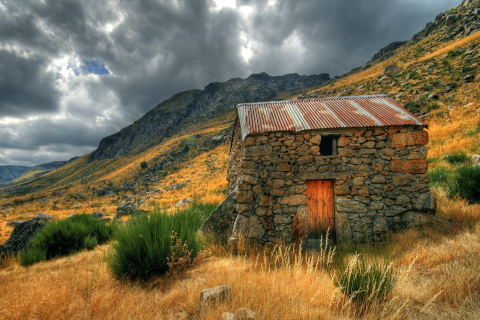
[0, 166, 30, 184]
[2, 1, 480, 319]
[89, 72, 330, 161]
[0, 0, 478, 215]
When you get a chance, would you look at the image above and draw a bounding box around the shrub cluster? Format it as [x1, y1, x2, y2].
[20, 214, 114, 266]
[429, 164, 480, 203]
[328, 253, 397, 303]
[107, 203, 214, 281]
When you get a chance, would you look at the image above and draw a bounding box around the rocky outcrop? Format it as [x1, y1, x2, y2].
[0, 219, 47, 255]
[370, 41, 408, 62]
[89, 73, 330, 161]
[412, 0, 480, 43]
[199, 191, 236, 244]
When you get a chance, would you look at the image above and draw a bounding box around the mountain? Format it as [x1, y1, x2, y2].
[0, 166, 31, 184]
[9, 158, 80, 185]
[1, 0, 479, 199]
[89, 72, 330, 161]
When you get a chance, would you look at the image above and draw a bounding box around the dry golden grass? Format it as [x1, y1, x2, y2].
[1, 194, 480, 320]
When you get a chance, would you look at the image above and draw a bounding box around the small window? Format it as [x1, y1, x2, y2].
[320, 135, 338, 156]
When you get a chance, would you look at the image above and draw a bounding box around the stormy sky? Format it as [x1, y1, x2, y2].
[0, 0, 460, 166]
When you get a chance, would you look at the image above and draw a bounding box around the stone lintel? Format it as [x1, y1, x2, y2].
[296, 172, 350, 180]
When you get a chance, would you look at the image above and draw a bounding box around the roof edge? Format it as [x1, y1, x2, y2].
[236, 94, 390, 108]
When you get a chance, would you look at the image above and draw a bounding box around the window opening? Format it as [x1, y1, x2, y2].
[320, 135, 338, 156]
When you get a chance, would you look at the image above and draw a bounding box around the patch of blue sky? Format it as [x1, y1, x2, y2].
[80, 60, 110, 75]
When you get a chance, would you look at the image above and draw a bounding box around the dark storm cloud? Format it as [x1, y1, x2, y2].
[0, 50, 59, 116]
[240, 0, 461, 76]
[0, 0, 461, 166]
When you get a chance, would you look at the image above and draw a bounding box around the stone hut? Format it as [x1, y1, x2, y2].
[200, 94, 436, 248]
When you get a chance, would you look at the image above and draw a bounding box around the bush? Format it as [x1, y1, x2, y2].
[107, 203, 214, 281]
[445, 151, 469, 164]
[20, 247, 47, 267]
[140, 161, 148, 169]
[84, 235, 98, 250]
[22, 214, 114, 263]
[446, 165, 480, 203]
[328, 253, 397, 303]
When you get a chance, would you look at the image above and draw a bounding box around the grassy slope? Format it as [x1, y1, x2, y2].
[1, 8, 480, 319]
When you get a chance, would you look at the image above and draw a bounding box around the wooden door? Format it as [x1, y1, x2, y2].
[306, 180, 334, 239]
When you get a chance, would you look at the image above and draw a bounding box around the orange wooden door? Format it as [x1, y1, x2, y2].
[306, 180, 334, 239]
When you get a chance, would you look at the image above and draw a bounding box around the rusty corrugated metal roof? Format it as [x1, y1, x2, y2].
[237, 94, 426, 140]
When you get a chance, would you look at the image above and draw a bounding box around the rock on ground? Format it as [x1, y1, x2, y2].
[33, 213, 53, 221]
[0, 219, 48, 255]
[199, 285, 232, 313]
[175, 199, 193, 207]
[199, 191, 235, 244]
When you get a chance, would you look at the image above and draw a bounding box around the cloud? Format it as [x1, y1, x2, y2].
[0, 0, 460, 166]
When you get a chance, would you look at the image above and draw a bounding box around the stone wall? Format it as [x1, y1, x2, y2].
[225, 121, 435, 245]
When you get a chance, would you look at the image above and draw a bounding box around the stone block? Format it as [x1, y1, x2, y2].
[384, 206, 407, 217]
[336, 198, 368, 213]
[395, 194, 410, 205]
[278, 163, 291, 171]
[244, 137, 255, 147]
[245, 145, 272, 157]
[310, 135, 321, 145]
[297, 155, 314, 164]
[256, 207, 267, 216]
[371, 175, 386, 184]
[391, 160, 428, 174]
[334, 183, 351, 195]
[337, 137, 349, 147]
[235, 204, 252, 214]
[233, 215, 265, 239]
[392, 173, 413, 186]
[363, 141, 375, 149]
[353, 177, 365, 185]
[274, 214, 292, 224]
[259, 195, 273, 206]
[271, 189, 285, 196]
[390, 131, 428, 149]
[240, 174, 257, 185]
[279, 195, 307, 206]
[237, 191, 254, 204]
[414, 193, 437, 212]
[272, 179, 285, 188]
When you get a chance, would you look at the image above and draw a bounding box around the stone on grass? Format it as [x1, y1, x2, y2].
[66, 213, 78, 219]
[33, 213, 53, 221]
[222, 312, 236, 320]
[383, 65, 402, 77]
[0, 219, 47, 254]
[72, 204, 83, 209]
[175, 199, 193, 207]
[199, 285, 232, 313]
[235, 308, 255, 319]
[116, 201, 136, 215]
[90, 211, 105, 218]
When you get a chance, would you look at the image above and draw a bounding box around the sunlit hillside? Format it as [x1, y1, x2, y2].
[1, 2, 480, 319]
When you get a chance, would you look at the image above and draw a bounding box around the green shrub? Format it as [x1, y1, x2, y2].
[446, 165, 480, 203]
[428, 166, 450, 185]
[328, 253, 397, 302]
[20, 247, 47, 267]
[84, 235, 98, 250]
[24, 214, 113, 261]
[445, 151, 469, 164]
[140, 161, 148, 169]
[107, 203, 214, 281]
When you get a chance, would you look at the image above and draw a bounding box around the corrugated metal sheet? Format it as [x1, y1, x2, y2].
[237, 94, 425, 140]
